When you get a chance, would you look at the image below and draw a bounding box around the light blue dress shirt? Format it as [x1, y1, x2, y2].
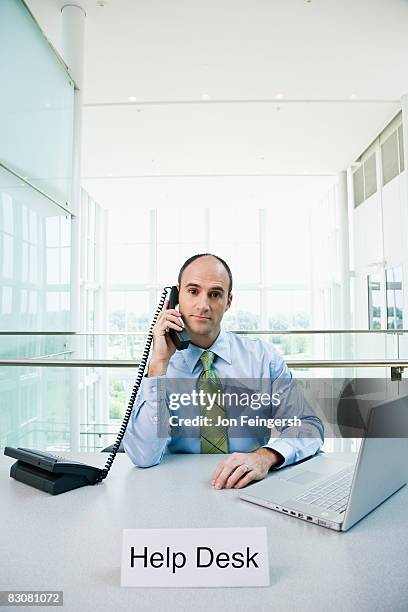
[123, 329, 324, 468]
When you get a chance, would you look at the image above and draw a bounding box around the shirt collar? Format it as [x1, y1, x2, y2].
[182, 329, 232, 373]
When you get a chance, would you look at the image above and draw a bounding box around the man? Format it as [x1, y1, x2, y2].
[123, 253, 323, 489]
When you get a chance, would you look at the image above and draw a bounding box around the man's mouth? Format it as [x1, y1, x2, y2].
[191, 315, 211, 320]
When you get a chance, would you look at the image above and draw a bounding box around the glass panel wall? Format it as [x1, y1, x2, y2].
[0, 0, 74, 206]
[0, 0, 74, 450]
[0, 166, 71, 449]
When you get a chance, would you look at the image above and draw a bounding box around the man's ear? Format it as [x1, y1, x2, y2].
[225, 293, 232, 311]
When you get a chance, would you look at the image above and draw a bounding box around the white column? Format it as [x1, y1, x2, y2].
[337, 171, 352, 360]
[401, 95, 408, 198]
[148, 209, 158, 316]
[61, 3, 86, 452]
[259, 209, 267, 331]
[61, 5, 86, 87]
[99, 208, 109, 426]
[308, 206, 316, 359]
[400, 95, 408, 378]
[338, 172, 351, 326]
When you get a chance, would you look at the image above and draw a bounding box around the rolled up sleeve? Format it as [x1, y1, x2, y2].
[123, 375, 171, 468]
[263, 352, 324, 468]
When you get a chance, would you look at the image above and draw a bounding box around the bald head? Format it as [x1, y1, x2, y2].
[178, 253, 233, 294]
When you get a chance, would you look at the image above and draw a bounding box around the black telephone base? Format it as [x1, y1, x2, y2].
[4, 447, 104, 495]
[9, 460, 102, 495]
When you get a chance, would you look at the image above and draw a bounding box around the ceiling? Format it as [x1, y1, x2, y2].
[26, 0, 408, 209]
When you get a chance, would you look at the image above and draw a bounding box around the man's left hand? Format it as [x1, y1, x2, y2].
[211, 448, 285, 490]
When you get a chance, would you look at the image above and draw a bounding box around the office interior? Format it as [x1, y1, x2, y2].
[1, 0, 408, 457]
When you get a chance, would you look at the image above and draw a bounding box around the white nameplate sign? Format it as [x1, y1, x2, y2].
[121, 527, 269, 588]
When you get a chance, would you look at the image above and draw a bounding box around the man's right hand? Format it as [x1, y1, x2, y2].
[147, 299, 185, 376]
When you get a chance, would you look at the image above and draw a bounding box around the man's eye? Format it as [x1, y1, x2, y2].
[210, 292, 220, 298]
[188, 288, 197, 294]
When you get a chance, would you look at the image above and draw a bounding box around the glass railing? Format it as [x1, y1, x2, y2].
[1, 328, 408, 363]
[1, 329, 408, 453]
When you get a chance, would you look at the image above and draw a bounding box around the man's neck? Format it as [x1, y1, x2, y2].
[188, 328, 221, 349]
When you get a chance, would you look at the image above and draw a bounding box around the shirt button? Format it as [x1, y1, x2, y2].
[152, 415, 158, 423]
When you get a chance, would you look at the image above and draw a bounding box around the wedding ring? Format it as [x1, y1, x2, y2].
[165, 327, 169, 333]
[243, 464, 250, 472]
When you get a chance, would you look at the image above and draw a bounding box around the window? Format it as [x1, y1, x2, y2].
[107, 289, 150, 419]
[2, 234, 13, 278]
[386, 267, 403, 330]
[353, 166, 364, 208]
[210, 243, 260, 284]
[157, 208, 206, 244]
[353, 153, 377, 208]
[0, 172, 72, 450]
[46, 216, 71, 286]
[398, 125, 404, 173]
[363, 154, 377, 199]
[264, 206, 311, 284]
[80, 190, 105, 444]
[266, 290, 311, 358]
[382, 131, 399, 186]
[108, 208, 150, 285]
[157, 243, 204, 284]
[210, 209, 259, 285]
[108, 291, 149, 333]
[222, 291, 260, 331]
[368, 274, 382, 329]
[267, 290, 311, 330]
[103, 204, 334, 420]
[1, 286, 13, 315]
[107, 291, 149, 366]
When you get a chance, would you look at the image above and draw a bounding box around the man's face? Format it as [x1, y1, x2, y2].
[178, 256, 232, 339]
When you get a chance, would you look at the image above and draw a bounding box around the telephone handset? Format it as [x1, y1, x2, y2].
[3, 286, 185, 495]
[167, 286, 190, 351]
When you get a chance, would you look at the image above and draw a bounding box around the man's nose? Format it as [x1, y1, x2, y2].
[196, 294, 210, 311]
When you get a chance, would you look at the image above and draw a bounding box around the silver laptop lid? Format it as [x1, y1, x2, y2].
[342, 395, 408, 531]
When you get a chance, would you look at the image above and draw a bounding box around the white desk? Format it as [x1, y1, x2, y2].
[1, 452, 407, 611]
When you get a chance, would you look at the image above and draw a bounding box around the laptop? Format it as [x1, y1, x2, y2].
[240, 395, 408, 531]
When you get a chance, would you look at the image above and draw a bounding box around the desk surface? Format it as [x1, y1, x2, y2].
[1, 452, 407, 612]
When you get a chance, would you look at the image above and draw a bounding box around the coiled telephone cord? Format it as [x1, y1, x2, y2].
[96, 286, 170, 482]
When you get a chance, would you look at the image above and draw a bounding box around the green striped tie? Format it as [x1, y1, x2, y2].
[199, 351, 229, 454]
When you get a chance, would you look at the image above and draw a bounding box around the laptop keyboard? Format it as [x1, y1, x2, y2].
[295, 467, 354, 513]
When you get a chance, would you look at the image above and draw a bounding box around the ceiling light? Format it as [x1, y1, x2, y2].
[349, 94, 357, 99]
[128, 96, 137, 102]
[201, 94, 210, 101]
[275, 93, 284, 100]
